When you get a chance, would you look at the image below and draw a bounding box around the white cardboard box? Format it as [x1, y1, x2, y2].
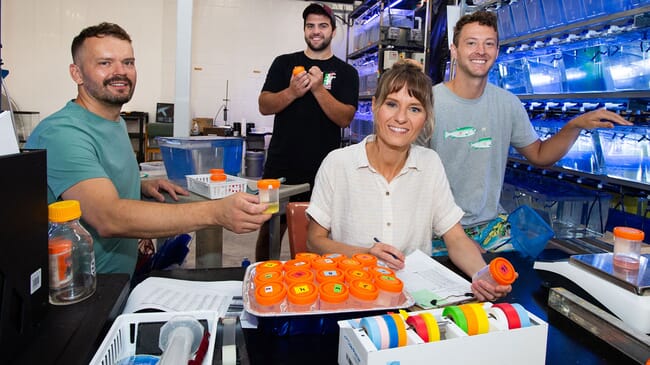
[338, 305, 548, 365]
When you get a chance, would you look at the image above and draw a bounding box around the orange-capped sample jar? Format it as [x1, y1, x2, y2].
[338, 258, 364, 272]
[472, 257, 517, 286]
[254, 282, 287, 313]
[353, 253, 378, 269]
[209, 168, 225, 175]
[210, 173, 227, 182]
[286, 282, 319, 312]
[253, 270, 283, 289]
[255, 260, 284, 275]
[368, 265, 396, 279]
[344, 268, 373, 284]
[251, 270, 283, 300]
[348, 279, 379, 309]
[319, 281, 349, 310]
[375, 274, 404, 307]
[322, 253, 346, 263]
[316, 269, 345, 285]
[284, 269, 314, 286]
[284, 258, 311, 272]
[295, 252, 321, 263]
[312, 257, 338, 272]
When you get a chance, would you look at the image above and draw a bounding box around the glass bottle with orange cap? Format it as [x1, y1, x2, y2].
[48, 200, 97, 305]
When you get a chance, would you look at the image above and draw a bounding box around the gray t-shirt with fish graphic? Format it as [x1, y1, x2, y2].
[422, 82, 538, 227]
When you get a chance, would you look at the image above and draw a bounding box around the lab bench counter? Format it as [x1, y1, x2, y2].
[154, 251, 641, 365]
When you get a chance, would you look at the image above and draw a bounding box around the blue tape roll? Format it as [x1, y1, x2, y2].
[361, 317, 382, 349]
[381, 314, 399, 348]
[511, 303, 531, 327]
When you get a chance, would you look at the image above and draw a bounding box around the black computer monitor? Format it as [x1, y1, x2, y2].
[0, 150, 49, 361]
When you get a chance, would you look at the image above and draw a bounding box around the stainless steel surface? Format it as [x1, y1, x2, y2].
[548, 287, 650, 364]
[570, 253, 650, 295]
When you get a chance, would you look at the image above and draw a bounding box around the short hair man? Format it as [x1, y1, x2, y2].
[26, 22, 271, 274]
[418, 11, 631, 254]
[255, 3, 360, 261]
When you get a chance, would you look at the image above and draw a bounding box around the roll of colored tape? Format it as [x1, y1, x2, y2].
[458, 304, 479, 335]
[388, 313, 407, 347]
[374, 315, 391, 349]
[360, 317, 383, 349]
[487, 306, 509, 329]
[511, 303, 531, 328]
[467, 303, 490, 335]
[443, 306, 468, 334]
[406, 314, 429, 342]
[419, 312, 441, 342]
[381, 314, 400, 348]
[491, 303, 521, 329]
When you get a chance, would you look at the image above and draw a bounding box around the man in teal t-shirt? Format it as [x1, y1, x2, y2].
[27, 101, 141, 273]
[26, 22, 271, 275]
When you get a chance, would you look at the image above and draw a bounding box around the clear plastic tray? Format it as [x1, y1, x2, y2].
[186, 174, 248, 199]
[89, 310, 218, 365]
[243, 262, 415, 317]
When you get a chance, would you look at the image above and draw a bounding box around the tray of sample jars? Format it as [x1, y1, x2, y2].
[243, 254, 415, 318]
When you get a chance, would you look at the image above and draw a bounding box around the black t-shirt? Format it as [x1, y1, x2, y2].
[261, 51, 359, 186]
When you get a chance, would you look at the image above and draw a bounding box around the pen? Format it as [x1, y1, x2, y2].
[373, 237, 399, 260]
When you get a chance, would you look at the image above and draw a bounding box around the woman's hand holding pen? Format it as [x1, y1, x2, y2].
[370, 238, 405, 270]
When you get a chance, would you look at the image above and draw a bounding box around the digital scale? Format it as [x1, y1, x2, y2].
[534, 253, 650, 362]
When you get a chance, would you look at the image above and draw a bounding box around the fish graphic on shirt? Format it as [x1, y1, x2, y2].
[470, 137, 493, 149]
[444, 126, 476, 139]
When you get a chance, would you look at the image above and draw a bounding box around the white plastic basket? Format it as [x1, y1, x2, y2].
[186, 174, 248, 199]
[89, 310, 219, 365]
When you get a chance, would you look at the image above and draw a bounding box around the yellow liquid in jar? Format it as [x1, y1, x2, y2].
[264, 202, 280, 214]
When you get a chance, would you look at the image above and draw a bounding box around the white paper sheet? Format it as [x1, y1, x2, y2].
[123, 277, 241, 318]
[0, 110, 20, 156]
[395, 249, 473, 309]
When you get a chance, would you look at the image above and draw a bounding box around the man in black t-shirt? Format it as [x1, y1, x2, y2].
[255, 3, 359, 261]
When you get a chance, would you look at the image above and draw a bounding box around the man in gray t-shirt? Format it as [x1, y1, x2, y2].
[419, 11, 630, 253]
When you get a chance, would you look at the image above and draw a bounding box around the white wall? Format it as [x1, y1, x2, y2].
[1, 0, 351, 132]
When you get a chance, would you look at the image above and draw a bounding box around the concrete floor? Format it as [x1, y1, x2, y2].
[183, 228, 292, 268]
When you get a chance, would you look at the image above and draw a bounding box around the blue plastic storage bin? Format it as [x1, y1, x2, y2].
[157, 136, 244, 186]
[562, 0, 586, 24]
[541, 0, 565, 29]
[497, 5, 515, 41]
[509, 0, 530, 36]
[582, 0, 606, 18]
[605, 0, 632, 12]
[631, 0, 650, 7]
[524, 0, 546, 33]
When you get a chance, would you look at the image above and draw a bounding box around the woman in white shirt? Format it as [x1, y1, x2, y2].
[306, 61, 511, 301]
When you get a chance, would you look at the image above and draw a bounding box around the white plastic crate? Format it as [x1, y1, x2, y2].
[89, 310, 219, 365]
[186, 174, 248, 199]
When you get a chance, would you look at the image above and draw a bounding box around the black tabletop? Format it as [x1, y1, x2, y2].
[9, 273, 130, 365]
[155, 251, 641, 365]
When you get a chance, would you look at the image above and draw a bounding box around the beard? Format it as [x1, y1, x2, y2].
[305, 34, 332, 52]
[84, 75, 135, 106]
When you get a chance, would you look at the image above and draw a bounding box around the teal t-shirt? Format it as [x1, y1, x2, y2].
[26, 101, 141, 275]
